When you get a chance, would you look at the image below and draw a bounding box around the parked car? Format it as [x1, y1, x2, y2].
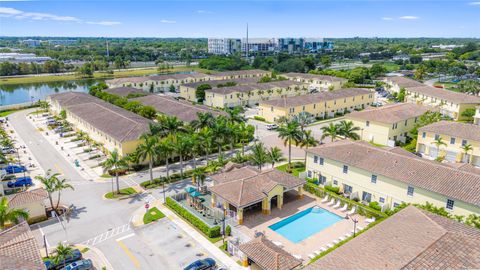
[4, 165, 27, 174]
[61, 259, 93, 270]
[266, 124, 278, 130]
[7, 176, 33, 188]
[184, 258, 216, 270]
[46, 120, 57, 125]
[44, 249, 82, 270]
[1, 147, 16, 154]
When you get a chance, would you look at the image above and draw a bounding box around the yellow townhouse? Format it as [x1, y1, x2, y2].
[179, 77, 261, 102]
[345, 103, 431, 146]
[383, 76, 480, 120]
[204, 81, 308, 108]
[283, 72, 347, 91]
[305, 140, 480, 217]
[416, 121, 480, 166]
[47, 92, 150, 157]
[105, 72, 212, 93]
[209, 69, 271, 80]
[259, 88, 374, 123]
[474, 106, 480, 125]
[129, 95, 226, 122]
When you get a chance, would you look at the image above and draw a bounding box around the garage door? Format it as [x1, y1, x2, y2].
[429, 147, 438, 158]
[445, 151, 457, 162]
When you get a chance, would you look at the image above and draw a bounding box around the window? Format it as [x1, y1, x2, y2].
[314, 156, 318, 163]
[393, 202, 400, 208]
[446, 199, 455, 210]
[307, 170, 312, 178]
[343, 165, 348, 174]
[404, 120, 408, 126]
[362, 191, 372, 203]
[319, 176, 326, 185]
[371, 175, 377, 184]
[379, 197, 385, 203]
[422, 132, 426, 138]
[343, 184, 353, 194]
[319, 157, 324, 165]
[414, 117, 418, 123]
[333, 180, 338, 185]
[366, 121, 370, 127]
[462, 139, 468, 146]
[407, 186, 414, 196]
[450, 137, 456, 144]
[434, 134, 440, 140]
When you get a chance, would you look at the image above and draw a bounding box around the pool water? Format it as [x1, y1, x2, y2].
[269, 207, 343, 243]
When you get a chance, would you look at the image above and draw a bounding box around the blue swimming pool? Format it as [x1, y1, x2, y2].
[269, 207, 343, 243]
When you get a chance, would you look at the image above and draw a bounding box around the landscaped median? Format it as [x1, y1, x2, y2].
[165, 197, 222, 242]
[104, 187, 138, 199]
[276, 162, 306, 177]
[143, 207, 165, 224]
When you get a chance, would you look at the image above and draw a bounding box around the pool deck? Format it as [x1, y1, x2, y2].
[238, 192, 367, 261]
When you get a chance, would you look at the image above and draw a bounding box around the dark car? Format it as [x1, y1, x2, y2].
[4, 165, 27, 174]
[61, 259, 93, 270]
[44, 249, 82, 270]
[7, 176, 33, 188]
[184, 258, 216, 270]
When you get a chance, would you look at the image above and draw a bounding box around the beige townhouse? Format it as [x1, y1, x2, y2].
[283, 73, 347, 91]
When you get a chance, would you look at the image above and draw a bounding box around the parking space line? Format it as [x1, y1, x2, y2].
[116, 233, 135, 242]
[117, 240, 140, 269]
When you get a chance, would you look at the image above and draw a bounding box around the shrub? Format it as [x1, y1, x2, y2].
[225, 225, 231, 236]
[324, 185, 340, 194]
[166, 197, 221, 238]
[253, 116, 266, 122]
[369, 201, 382, 211]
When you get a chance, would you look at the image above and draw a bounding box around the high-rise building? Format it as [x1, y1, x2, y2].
[208, 38, 242, 55]
[241, 38, 277, 54]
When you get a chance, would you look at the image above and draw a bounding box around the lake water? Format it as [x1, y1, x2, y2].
[0, 79, 102, 106]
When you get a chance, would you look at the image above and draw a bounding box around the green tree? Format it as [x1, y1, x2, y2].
[432, 136, 447, 158]
[195, 84, 212, 102]
[157, 139, 174, 180]
[54, 178, 74, 211]
[138, 106, 157, 119]
[0, 197, 29, 229]
[79, 62, 94, 77]
[136, 135, 159, 184]
[102, 149, 128, 194]
[460, 108, 476, 122]
[461, 143, 473, 164]
[267, 147, 283, 168]
[300, 130, 319, 162]
[169, 84, 176, 92]
[250, 142, 268, 170]
[337, 120, 361, 140]
[35, 170, 62, 213]
[173, 135, 193, 177]
[52, 242, 74, 269]
[226, 106, 246, 124]
[321, 123, 340, 142]
[277, 121, 302, 169]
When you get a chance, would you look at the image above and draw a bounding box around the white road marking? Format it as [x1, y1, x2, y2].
[81, 223, 132, 246]
[115, 233, 136, 242]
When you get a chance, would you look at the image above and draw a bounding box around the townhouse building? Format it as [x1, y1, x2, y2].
[179, 77, 261, 102]
[416, 121, 480, 166]
[283, 73, 347, 91]
[259, 88, 374, 123]
[305, 140, 480, 216]
[345, 103, 431, 146]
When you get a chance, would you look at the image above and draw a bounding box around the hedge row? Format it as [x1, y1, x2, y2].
[166, 197, 221, 238]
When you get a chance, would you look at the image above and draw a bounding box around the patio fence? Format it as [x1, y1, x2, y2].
[304, 183, 387, 219]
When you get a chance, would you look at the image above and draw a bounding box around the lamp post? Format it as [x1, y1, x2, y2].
[346, 214, 359, 237]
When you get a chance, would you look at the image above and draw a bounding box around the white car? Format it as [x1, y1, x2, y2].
[266, 124, 278, 130]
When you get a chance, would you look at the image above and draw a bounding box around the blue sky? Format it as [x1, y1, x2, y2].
[0, 1, 479, 38]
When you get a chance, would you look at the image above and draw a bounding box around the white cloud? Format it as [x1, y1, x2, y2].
[381, 17, 394, 21]
[468, 1, 480, 5]
[399, 16, 419, 20]
[0, 6, 120, 25]
[196, 10, 213, 14]
[86, 21, 121, 26]
[160, 19, 176, 24]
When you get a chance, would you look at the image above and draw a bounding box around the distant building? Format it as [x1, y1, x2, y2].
[242, 38, 278, 53]
[47, 40, 76, 46]
[20, 39, 41, 47]
[208, 38, 241, 55]
[304, 38, 333, 52]
[0, 53, 52, 63]
[431, 44, 464, 50]
[277, 38, 332, 53]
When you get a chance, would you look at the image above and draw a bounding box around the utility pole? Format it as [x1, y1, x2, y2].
[245, 23, 249, 59]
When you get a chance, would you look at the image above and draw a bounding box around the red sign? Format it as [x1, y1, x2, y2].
[145, 203, 150, 209]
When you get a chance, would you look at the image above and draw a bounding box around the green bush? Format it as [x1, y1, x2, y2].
[225, 225, 231, 236]
[253, 116, 266, 122]
[324, 185, 340, 194]
[166, 197, 221, 238]
[369, 201, 382, 211]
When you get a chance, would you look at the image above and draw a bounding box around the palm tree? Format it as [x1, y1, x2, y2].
[226, 106, 246, 124]
[0, 197, 29, 229]
[237, 123, 254, 156]
[157, 139, 174, 180]
[191, 112, 215, 130]
[198, 127, 214, 161]
[35, 170, 60, 213]
[293, 112, 312, 132]
[192, 167, 206, 188]
[211, 117, 228, 157]
[276, 116, 289, 125]
[173, 135, 192, 178]
[267, 147, 283, 168]
[102, 149, 128, 194]
[54, 178, 74, 211]
[158, 115, 186, 138]
[337, 120, 361, 140]
[136, 135, 159, 184]
[250, 142, 268, 170]
[300, 130, 319, 162]
[52, 242, 74, 269]
[321, 123, 340, 143]
[461, 143, 473, 163]
[277, 121, 302, 169]
[144, 122, 164, 137]
[432, 136, 447, 158]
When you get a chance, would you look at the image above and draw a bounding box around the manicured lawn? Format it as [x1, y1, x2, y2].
[104, 187, 137, 199]
[0, 110, 15, 117]
[276, 162, 305, 177]
[143, 207, 165, 224]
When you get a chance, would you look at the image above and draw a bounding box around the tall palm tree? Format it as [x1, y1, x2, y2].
[191, 112, 215, 130]
[211, 117, 228, 157]
[136, 135, 159, 185]
[432, 136, 447, 158]
[321, 123, 340, 143]
[277, 121, 302, 169]
[189, 133, 201, 170]
[192, 167, 206, 188]
[158, 115, 185, 138]
[173, 135, 192, 178]
[102, 149, 128, 194]
[250, 142, 268, 170]
[267, 147, 283, 168]
[237, 123, 255, 156]
[52, 242, 74, 269]
[198, 127, 214, 161]
[337, 120, 361, 140]
[144, 122, 164, 137]
[293, 112, 312, 132]
[0, 197, 29, 229]
[54, 178, 74, 210]
[226, 106, 246, 124]
[35, 170, 60, 213]
[461, 143, 473, 163]
[300, 130, 319, 163]
[157, 139, 174, 179]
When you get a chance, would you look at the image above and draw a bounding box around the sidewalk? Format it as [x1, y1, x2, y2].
[75, 244, 115, 270]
